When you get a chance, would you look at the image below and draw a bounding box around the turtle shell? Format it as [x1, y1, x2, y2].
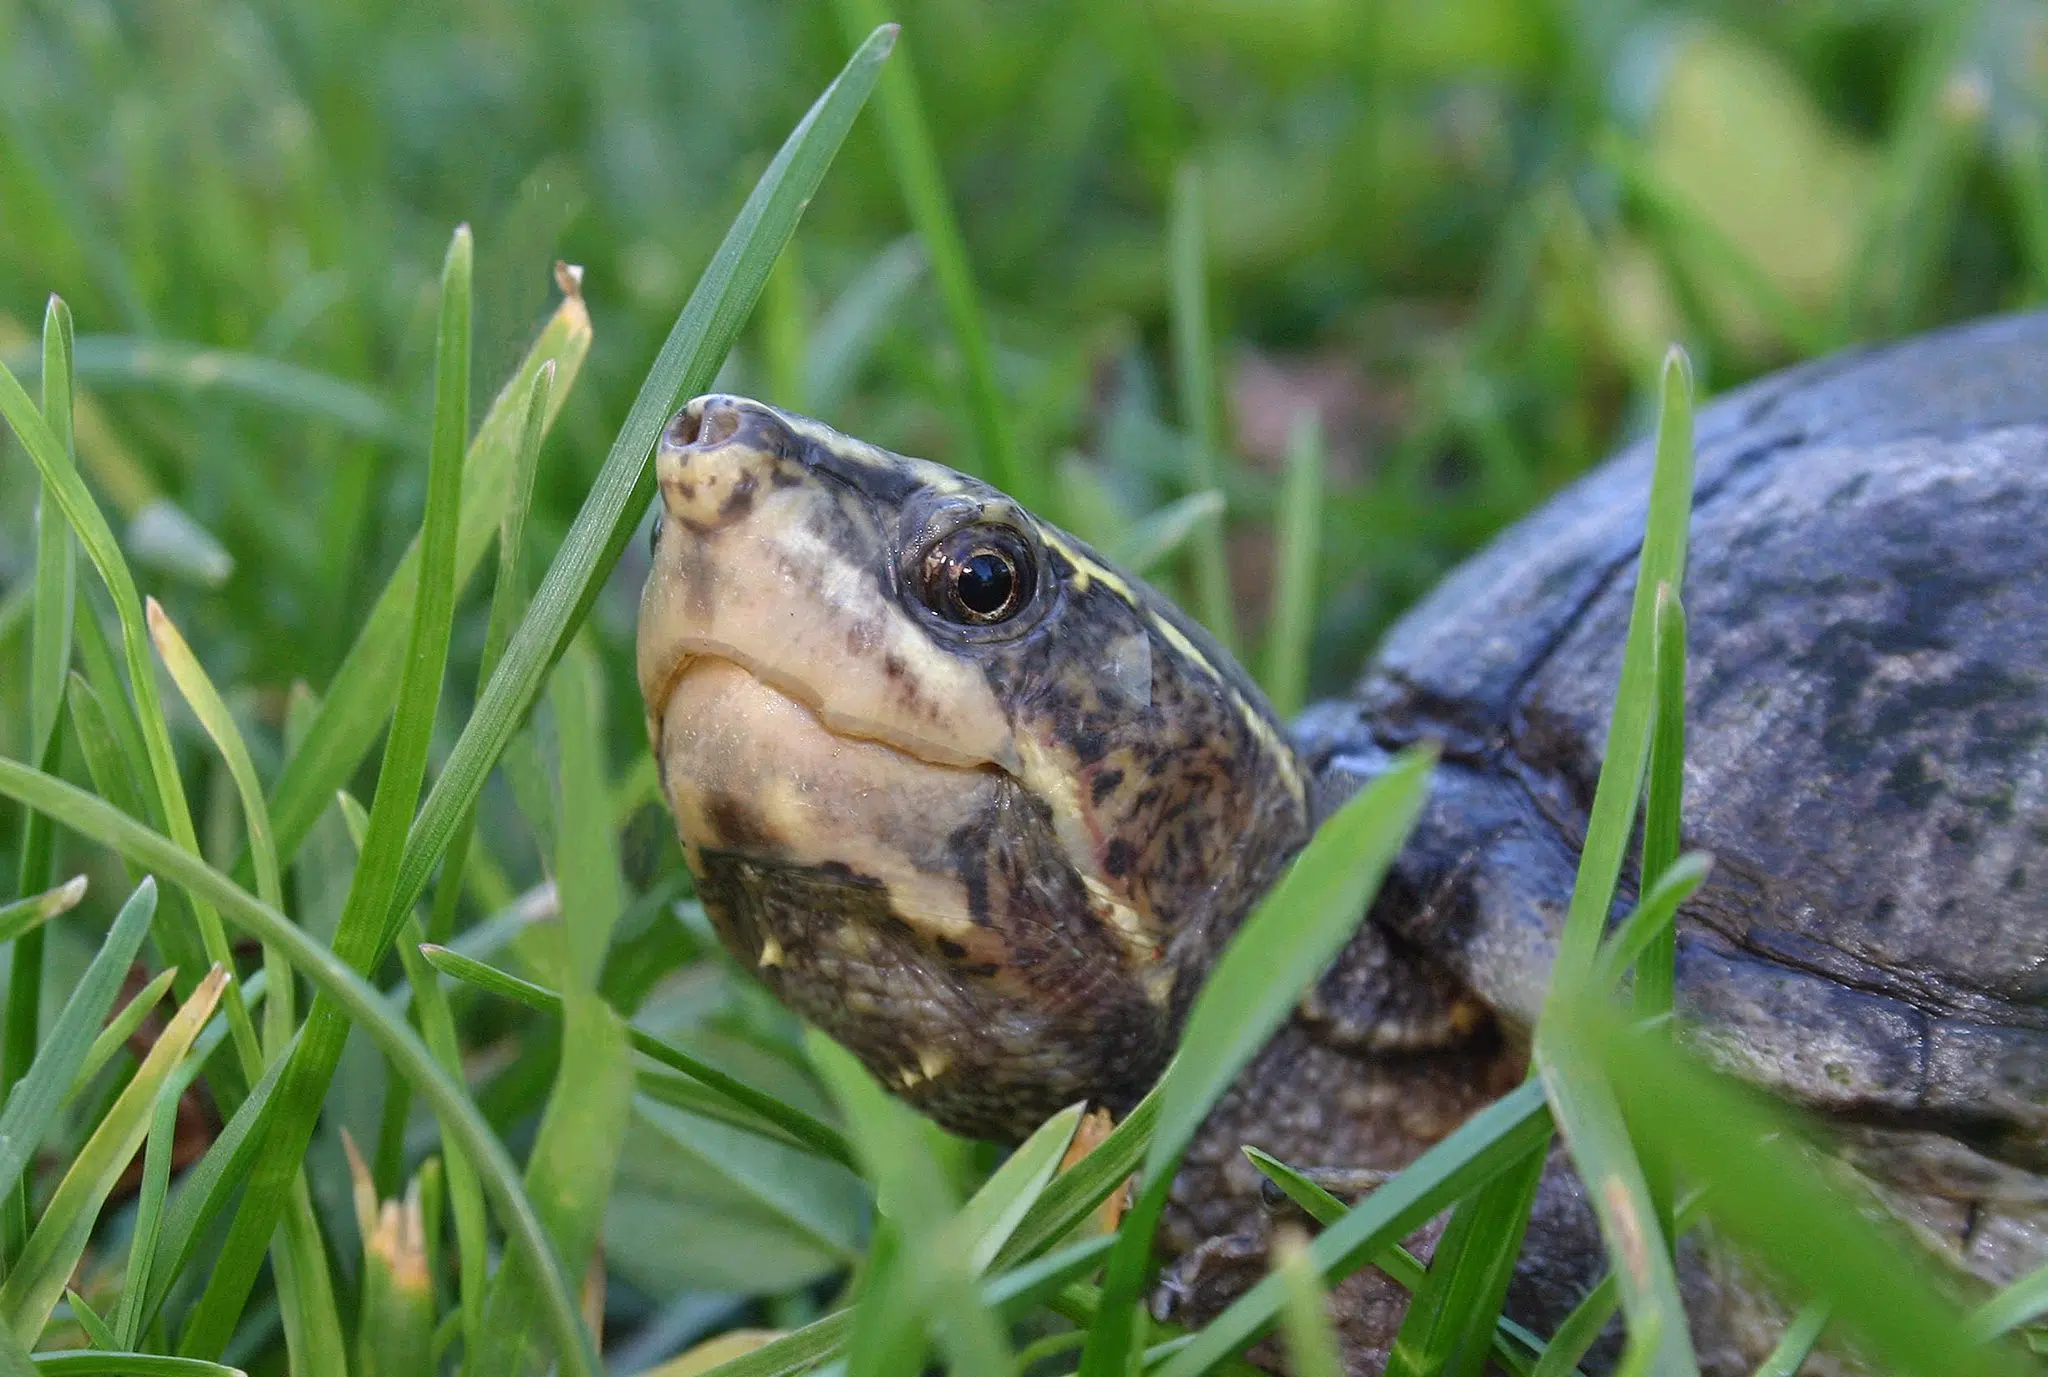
[1306, 311, 2048, 1172]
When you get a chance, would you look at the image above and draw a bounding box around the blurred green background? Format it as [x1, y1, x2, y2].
[2, 0, 2045, 1367]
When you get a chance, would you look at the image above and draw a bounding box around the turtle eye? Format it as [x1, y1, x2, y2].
[920, 525, 1035, 625]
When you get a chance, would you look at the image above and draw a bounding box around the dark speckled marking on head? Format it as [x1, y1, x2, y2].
[638, 395, 1311, 1139]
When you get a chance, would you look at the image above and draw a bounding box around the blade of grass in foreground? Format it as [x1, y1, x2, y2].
[178, 222, 473, 1364]
[958, 1103, 1083, 1274]
[1080, 746, 1435, 1377]
[809, 1034, 1015, 1377]
[384, 24, 898, 956]
[1588, 1005, 2035, 1377]
[1524, 348, 1699, 1377]
[1548, 345, 1694, 984]
[0, 966, 225, 1342]
[1971, 1260, 2048, 1342]
[1275, 1231, 1345, 1377]
[0, 758, 596, 1377]
[1532, 1015, 1690, 1377]
[991, 1082, 1159, 1270]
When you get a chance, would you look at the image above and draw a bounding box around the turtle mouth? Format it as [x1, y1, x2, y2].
[648, 644, 1013, 775]
[651, 656, 1011, 943]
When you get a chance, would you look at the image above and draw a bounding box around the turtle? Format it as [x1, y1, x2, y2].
[634, 309, 2048, 1373]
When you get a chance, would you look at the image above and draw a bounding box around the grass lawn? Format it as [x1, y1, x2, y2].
[0, 2, 2044, 1373]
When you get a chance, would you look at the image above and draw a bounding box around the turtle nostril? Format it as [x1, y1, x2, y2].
[666, 396, 746, 454]
[662, 407, 701, 450]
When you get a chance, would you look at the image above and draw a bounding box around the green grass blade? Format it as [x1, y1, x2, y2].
[1275, 1232, 1346, 1377]
[145, 598, 293, 1048]
[66, 965, 173, 1116]
[0, 757, 599, 1377]
[112, 998, 271, 1350]
[1752, 1302, 1829, 1377]
[809, 1033, 1016, 1377]
[1521, 348, 1697, 1375]
[991, 1081, 1159, 1270]
[0, 1325, 30, 1377]
[1082, 745, 1435, 1377]
[0, 877, 158, 1206]
[0, 965, 226, 1343]
[418, 944, 857, 1170]
[1240, 1149, 1419, 1282]
[139, 1052, 289, 1333]
[62, 673, 147, 829]
[1634, 586, 1689, 1020]
[0, 344, 258, 1067]
[1166, 162, 1238, 654]
[957, 1102, 1082, 1273]
[1529, 1279, 1613, 1377]
[112, 1050, 190, 1348]
[1382, 1148, 1546, 1377]
[1153, 1081, 1554, 1377]
[0, 875, 85, 947]
[395, 921, 487, 1353]
[60, 1293, 115, 1350]
[1971, 1260, 2048, 1341]
[632, 1066, 835, 1157]
[1246, 1148, 1557, 1374]
[1592, 853, 1711, 994]
[385, 25, 897, 958]
[466, 638, 635, 1377]
[6, 295, 80, 1265]
[178, 221, 474, 1362]
[1533, 1016, 1695, 1375]
[26, 295, 76, 757]
[1590, 1003, 2034, 1377]
[263, 282, 589, 864]
[1547, 345, 1694, 984]
[27, 1354, 248, 1376]
[1261, 411, 1324, 718]
[827, 1, 1031, 512]
[65, 613, 153, 827]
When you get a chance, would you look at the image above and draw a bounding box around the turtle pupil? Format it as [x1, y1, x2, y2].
[956, 552, 1015, 617]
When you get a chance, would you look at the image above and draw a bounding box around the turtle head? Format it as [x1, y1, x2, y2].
[638, 395, 1311, 1140]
